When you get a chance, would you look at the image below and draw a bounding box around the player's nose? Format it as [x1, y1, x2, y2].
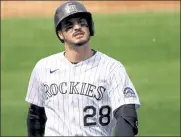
[73, 22, 82, 30]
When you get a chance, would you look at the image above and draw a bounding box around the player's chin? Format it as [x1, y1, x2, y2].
[73, 37, 90, 46]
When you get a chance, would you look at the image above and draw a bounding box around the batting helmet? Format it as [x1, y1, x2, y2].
[54, 1, 94, 43]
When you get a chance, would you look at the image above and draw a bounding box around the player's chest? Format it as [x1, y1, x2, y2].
[42, 65, 108, 85]
[41, 66, 109, 102]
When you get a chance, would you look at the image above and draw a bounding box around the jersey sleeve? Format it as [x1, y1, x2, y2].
[25, 61, 46, 107]
[108, 64, 140, 111]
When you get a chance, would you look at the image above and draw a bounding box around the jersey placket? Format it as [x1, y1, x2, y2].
[69, 64, 77, 135]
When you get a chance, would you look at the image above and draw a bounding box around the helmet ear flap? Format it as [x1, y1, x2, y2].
[88, 15, 94, 36]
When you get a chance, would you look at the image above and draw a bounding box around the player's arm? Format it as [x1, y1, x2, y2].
[113, 104, 138, 136]
[27, 104, 47, 137]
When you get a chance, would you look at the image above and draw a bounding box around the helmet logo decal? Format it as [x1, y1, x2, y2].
[65, 3, 78, 13]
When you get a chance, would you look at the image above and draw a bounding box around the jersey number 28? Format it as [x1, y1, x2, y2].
[83, 105, 111, 126]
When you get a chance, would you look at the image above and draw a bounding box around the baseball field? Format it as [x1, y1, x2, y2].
[1, 1, 180, 136]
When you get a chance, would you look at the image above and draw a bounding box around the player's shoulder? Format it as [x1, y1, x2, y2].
[97, 51, 125, 69]
[34, 52, 64, 68]
[97, 51, 127, 76]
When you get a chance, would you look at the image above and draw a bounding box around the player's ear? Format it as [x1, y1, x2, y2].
[58, 31, 64, 40]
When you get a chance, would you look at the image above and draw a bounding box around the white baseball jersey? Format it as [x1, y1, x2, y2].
[25, 51, 140, 136]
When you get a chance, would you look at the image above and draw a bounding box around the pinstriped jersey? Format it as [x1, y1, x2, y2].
[25, 51, 140, 136]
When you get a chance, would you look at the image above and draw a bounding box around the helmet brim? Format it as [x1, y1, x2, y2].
[56, 11, 92, 32]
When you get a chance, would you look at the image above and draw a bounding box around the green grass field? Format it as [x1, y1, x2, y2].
[1, 12, 180, 136]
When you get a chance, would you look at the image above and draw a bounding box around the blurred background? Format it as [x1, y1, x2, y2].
[1, 1, 180, 136]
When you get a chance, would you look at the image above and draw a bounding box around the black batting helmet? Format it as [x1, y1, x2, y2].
[54, 1, 94, 43]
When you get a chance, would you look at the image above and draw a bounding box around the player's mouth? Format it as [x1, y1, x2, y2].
[73, 32, 84, 37]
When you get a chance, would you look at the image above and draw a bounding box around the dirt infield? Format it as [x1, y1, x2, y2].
[1, 1, 180, 18]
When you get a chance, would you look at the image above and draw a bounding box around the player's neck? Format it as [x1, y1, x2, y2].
[64, 43, 93, 63]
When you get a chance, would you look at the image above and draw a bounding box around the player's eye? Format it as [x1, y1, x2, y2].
[80, 21, 87, 26]
[63, 24, 73, 32]
[65, 26, 73, 31]
[81, 22, 88, 27]
[79, 19, 88, 27]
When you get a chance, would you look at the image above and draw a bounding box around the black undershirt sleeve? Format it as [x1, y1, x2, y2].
[27, 104, 47, 137]
[113, 104, 138, 136]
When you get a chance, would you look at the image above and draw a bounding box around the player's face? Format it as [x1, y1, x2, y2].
[58, 17, 90, 46]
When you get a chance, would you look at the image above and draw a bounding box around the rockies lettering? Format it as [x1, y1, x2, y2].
[42, 82, 106, 101]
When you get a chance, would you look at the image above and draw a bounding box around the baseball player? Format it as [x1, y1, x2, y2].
[26, 1, 140, 136]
